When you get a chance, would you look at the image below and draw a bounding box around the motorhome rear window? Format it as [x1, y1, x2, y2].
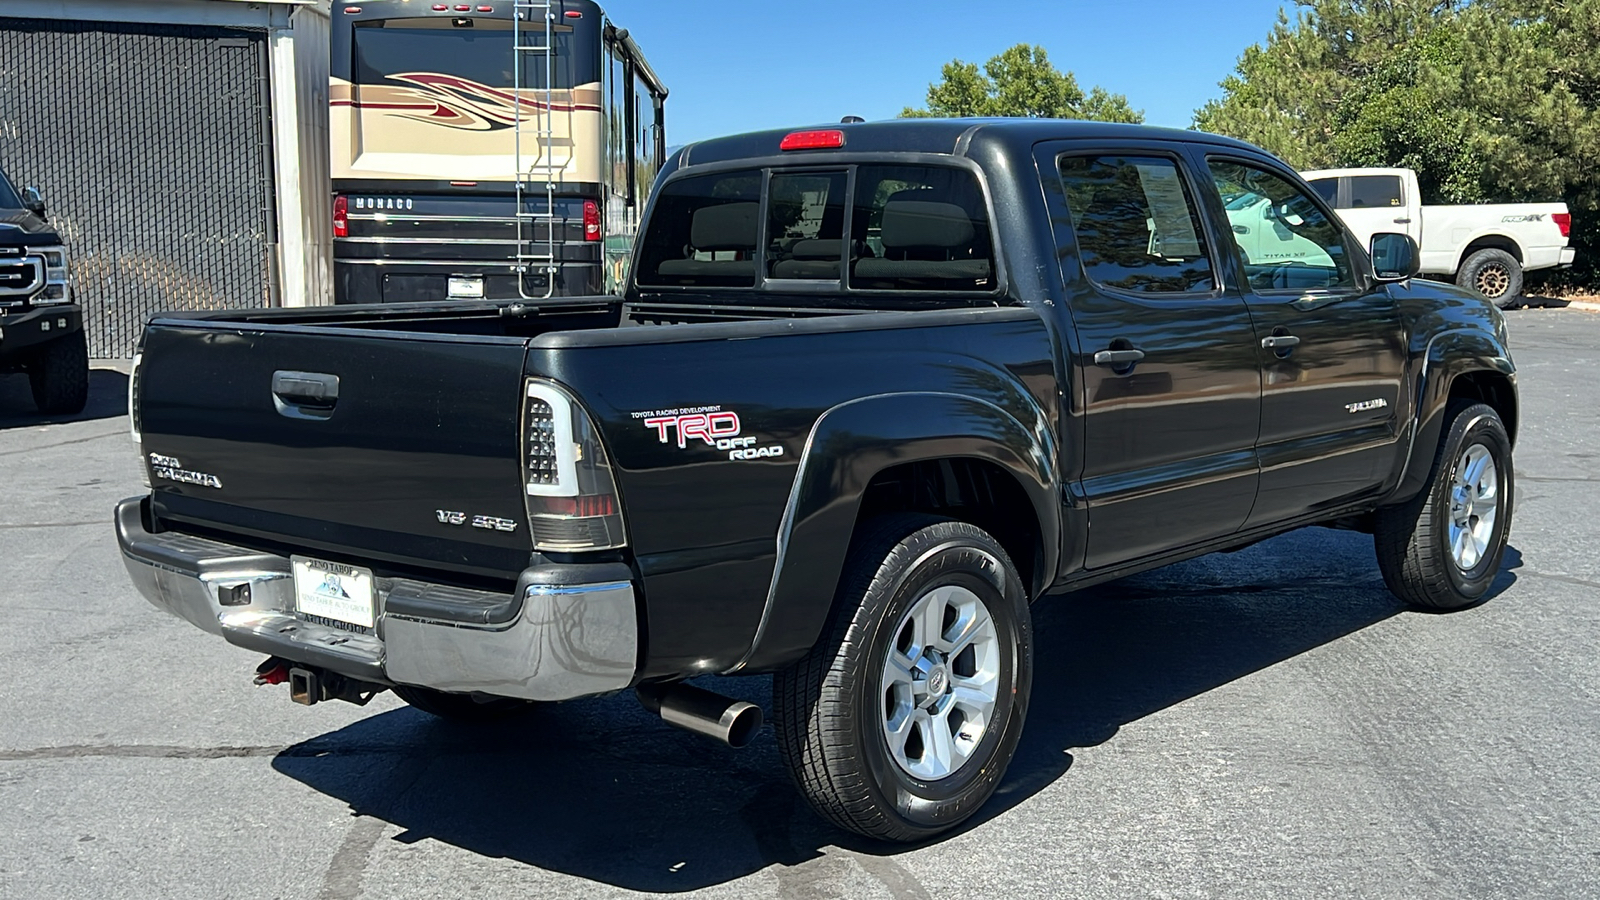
[637, 164, 996, 293]
[352, 19, 597, 90]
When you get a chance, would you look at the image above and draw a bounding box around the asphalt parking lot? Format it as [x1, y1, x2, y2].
[1, 308, 1597, 900]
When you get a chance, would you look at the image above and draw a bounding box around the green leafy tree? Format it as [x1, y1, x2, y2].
[902, 44, 1143, 123]
[1194, 0, 1600, 287]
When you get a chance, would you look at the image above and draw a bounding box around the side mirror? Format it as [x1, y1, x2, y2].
[21, 186, 45, 218]
[1369, 232, 1419, 282]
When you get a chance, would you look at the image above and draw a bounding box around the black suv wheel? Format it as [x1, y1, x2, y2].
[29, 330, 89, 415]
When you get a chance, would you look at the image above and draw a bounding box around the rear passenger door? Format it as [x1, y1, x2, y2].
[1195, 154, 1408, 526]
[1039, 143, 1262, 570]
[1328, 173, 1421, 251]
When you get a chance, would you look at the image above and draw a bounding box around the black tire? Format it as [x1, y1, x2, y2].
[773, 514, 1033, 842]
[392, 684, 536, 721]
[1455, 248, 1523, 309]
[28, 330, 89, 415]
[1375, 401, 1514, 609]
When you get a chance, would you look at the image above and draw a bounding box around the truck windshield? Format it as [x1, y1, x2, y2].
[0, 171, 20, 210]
[352, 18, 600, 90]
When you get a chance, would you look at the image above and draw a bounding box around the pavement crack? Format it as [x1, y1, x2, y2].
[1523, 569, 1600, 590]
[0, 429, 124, 457]
[848, 852, 934, 900]
[316, 817, 387, 900]
[0, 744, 288, 760]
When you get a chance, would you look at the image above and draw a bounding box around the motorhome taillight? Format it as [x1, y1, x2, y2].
[565, 10, 583, 17]
[583, 200, 601, 241]
[333, 196, 349, 238]
[1554, 212, 1572, 239]
[780, 130, 845, 151]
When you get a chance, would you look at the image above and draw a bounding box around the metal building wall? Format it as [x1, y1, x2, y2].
[0, 17, 276, 357]
[277, 4, 333, 307]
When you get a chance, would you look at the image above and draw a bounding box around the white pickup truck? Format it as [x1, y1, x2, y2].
[1299, 167, 1574, 307]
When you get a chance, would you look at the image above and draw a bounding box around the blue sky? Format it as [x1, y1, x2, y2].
[604, 0, 1294, 146]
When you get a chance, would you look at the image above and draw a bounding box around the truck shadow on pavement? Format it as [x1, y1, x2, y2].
[273, 528, 1520, 893]
[0, 367, 128, 428]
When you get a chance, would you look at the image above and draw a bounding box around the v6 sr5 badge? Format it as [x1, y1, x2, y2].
[632, 406, 785, 461]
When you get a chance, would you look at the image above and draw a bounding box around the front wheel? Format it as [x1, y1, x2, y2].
[28, 330, 89, 415]
[773, 515, 1033, 842]
[1376, 401, 1514, 609]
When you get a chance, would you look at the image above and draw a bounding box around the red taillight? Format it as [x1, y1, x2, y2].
[780, 129, 845, 151]
[565, 10, 583, 17]
[333, 195, 348, 238]
[343, 6, 362, 13]
[1554, 212, 1571, 239]
[541, 495, 616, 517]
[432, 3, 446, 8]
[476, 4, 492, 10]
[454, 4, 469, 10]
[583, 199, 600, 241]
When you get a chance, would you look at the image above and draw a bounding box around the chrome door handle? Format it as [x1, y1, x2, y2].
[1093, 349, 1146, 366]
[1261, 335, 1301, 350]
[1393, 217, 1412, 224]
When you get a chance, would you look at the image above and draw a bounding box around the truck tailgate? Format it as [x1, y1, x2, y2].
[137, 321, 532, 578]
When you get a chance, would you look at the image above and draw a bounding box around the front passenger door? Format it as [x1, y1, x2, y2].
[1199, 156, 1408, 527]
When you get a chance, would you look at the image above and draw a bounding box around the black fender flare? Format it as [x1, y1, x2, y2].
[1386, 327, 1517, 505]
[726, 391, 1059, 674]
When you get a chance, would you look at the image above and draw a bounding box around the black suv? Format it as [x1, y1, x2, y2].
[0, 167, 87, 415]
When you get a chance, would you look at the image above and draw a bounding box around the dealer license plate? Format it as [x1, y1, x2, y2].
[447, 275, 484, 299]
[292, 556, 376, 629]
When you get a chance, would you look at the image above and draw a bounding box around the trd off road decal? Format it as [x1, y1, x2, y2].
[632, 406, 785, 461]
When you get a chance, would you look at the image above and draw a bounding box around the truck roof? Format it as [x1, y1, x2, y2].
[677, 118, 1272, 168]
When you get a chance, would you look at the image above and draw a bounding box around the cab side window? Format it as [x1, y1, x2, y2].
[1056, 155, 1215, 294]
[1349, 174, 1404, 209]
[1208, 160, 1355, 293]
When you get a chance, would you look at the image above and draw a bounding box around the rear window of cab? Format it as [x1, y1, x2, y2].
[636, 164, 996, 294]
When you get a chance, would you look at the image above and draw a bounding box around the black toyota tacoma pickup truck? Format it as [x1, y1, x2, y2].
[118, 119, 1516, 842]
[0, 169, 88, 415]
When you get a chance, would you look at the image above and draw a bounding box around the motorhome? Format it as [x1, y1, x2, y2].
[330, 0, 666, 302]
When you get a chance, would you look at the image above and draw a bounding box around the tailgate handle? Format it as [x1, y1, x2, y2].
[271, 371, 339, 419]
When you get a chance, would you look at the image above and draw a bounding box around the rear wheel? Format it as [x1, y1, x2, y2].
[392, 684, 536, 722]
[1375, 401, 1514, 609]
[773, 515, 1032, 842]
[28, 330, 89, 415]
[1455, 249, 1523, 309]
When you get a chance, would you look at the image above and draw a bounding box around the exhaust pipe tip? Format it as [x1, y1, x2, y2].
[637, 682, 764, 748]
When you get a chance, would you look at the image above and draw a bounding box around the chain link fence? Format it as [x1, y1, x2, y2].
[0, 17, 276, 358]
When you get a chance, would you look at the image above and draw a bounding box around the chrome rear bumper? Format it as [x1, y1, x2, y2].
[115, 498, 637, 701]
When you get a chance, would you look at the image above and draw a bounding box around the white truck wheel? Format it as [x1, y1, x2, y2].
[1455, 248, 1524, 309]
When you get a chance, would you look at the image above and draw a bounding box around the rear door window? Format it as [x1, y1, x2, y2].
[1307, 177, 1338, 205]
[1347, 175, 1404, 209]
[1056, 155, 1216, 294]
